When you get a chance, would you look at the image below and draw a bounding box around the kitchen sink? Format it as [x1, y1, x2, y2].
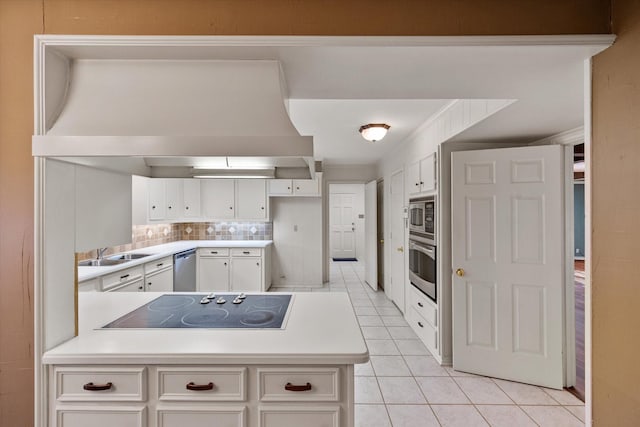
[109, 253, 152, 261]
[78, 258, 129, 267]
[78, 253, 152, 267]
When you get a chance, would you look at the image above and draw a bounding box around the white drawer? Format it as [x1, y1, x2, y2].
[199, 248, 230, 257]
[144, 256, 173, 275]
[102, 266, 144, 291]
[231, 248, 262, 257]
[157, 367, 246, 401]
[56, 406, 146, 427]
[258, 367, 340, 402]
[409, 286, 437, 327]
[408, 307, 438, 351]
[156, 407, 246, 427]
[54, 366, 146, 402]
[259, 406, 340, 427]
[78, 278, 99, 292]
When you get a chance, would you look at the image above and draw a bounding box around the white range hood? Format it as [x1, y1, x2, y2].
[33, 58, 315, 176]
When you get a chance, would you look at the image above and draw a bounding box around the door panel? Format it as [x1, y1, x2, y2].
[329, 193, 356, 259]
[452, 145, 564, 389]
[389, 170, 405, 312]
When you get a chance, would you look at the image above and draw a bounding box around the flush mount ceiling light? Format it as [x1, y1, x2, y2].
[359, 123, 390, 142]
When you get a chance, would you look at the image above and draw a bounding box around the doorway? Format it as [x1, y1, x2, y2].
[572, 143, 586, 400]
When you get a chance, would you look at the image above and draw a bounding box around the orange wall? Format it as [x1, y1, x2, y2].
[0, 1, 612, 426]
[591, 0, 640, 425]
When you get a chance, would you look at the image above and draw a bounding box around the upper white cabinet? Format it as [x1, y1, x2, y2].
[268, 179, 320, 197]
[236, 179, 267, 219]
[182, 179, 201, 218]
[408, 153, 437, 195]
[75, 165, 132, 252]
[148, 179, 201, 221]
[201, 179, 236, 219]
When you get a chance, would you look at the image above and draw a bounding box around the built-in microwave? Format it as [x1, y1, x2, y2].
[409, 196, 435, 242]
[409, 233, 436, 303]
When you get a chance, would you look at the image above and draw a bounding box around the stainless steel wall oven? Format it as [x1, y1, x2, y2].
[409, 234, 436, 302]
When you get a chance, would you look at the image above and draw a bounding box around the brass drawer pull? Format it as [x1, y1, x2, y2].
[186, 382, 214, 391]
[83, 382, 113, 391]
[285, 382, 312, 392]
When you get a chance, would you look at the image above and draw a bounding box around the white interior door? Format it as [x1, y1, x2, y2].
[388, 170, 405, 311]
[364, 180, 378, 290]
[330, 193, 356, 259]
[452, 145, 565, 389]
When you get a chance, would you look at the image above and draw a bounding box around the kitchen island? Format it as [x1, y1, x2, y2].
[43, 292, 367, 427]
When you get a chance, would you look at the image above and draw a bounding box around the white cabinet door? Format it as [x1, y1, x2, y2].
[165, 179, 182, 220]
[259, 407, 339, 427]
[236, 179, 267, 219]
[198, 257, 230, 291]
[293, 179, 320, 196]
[75, 165, 132, 251]
[131, 175, 149, 225]
[268, 179, 293, 195]
[408, 161, 421, 195]
[145, 268, 174, 292]
[156, 407, 246, 427]
[56, 407, 146, 427]
[183, 179, 201, 218]
[231, 258, 262, 292]
[201, 179, 235, 219]
[148, 179, 166, 220]
[420, 153, 436, 192]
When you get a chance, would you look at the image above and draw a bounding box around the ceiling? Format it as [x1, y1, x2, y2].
[51, 36, 614, 168]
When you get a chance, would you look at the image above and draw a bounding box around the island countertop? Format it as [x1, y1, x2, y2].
[42, 292, 369, 366]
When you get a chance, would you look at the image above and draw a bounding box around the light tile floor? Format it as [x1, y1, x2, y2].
[271, 261, 585, 427]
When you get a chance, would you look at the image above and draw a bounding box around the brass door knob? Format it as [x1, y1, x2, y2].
[380, 239, 384, 244]
[456, 268, 465, 277]
[397, 247, 404, 253]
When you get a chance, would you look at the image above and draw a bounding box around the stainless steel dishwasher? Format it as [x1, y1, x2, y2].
[173, 249, 196, 292]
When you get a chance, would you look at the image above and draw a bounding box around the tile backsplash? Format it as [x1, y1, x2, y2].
[77, 221, 272, 261]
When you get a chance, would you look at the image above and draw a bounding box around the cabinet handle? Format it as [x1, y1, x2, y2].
[229, 206, 233, 210]
[417, 302, 423, 307]
[415, 182, 419, 186]
[147, 282, 151, 286]
[285, 382, 312, 392]
[83, 382, 113, 391]
[157, 263, 163, 267]
[418, 321, 424, 328]
[120, 274, 130, 280]
[287, 187, 291, 190]
[152, 205, 156, 209]
[168, 206, 172, 209]
[138, 286, 144, 291]
[261, 206, 265, 210]
[186, 382, 214, 391]
[224, 262, 227, 266]
[256, 262, 260, 266]
[420, 181, 424, 185]
[185, 206, 189, 210]
[211, 251, 218, 254]
[296, 187, 300, 190]
[243, 251, 250, 254]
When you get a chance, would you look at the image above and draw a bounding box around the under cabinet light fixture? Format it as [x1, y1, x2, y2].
[191, 168, 276, 179]
[359, 123, 390, 142]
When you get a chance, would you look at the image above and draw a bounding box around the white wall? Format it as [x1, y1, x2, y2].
[329, 183, 365, 260]
[271, 197, 323, 286]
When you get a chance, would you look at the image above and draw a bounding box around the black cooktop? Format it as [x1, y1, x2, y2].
[102, 293, 292, 329]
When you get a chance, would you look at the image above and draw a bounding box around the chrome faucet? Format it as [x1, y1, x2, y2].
[96, 247, 108, 260]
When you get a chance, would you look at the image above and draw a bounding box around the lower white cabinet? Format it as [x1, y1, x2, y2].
[108, 278, 145, 293]
[145, 268, 173, 292]
[48, 365, 353, 427]
[406, 286, 438, 355]
[197, 247, 271, 292]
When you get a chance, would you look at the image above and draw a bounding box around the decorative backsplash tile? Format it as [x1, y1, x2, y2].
[77, 221, 272, 261]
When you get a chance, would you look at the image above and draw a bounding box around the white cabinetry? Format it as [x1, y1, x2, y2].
[144, 256, 174, 292]
[406, 285, 438, 355]
[236, 179, 267, 219]
[48, 365, 352, 427]
[408, 153, 437, 195]
[102, 265, 145, 292]
[268, 179, 320, 197]
[149, 179, 202, 222]
[197, 249, 230, 292]
[201, 179, 236, 219]
[75, 165, 132, 252]
[197, 246, 271, 292]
